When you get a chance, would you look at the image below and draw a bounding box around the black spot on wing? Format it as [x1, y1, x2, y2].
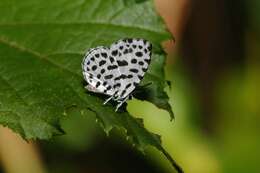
[107, 65, 118, 70]
[114, 90, 119, 95]
[127, 39, 133, 43]
[101, 52, 108, 58]
[142, 68, 148, 72]
[129, 68, 139, 73]
[101, 69, 105, 74]
[92, 65, 97, 71]
[117, 60, 128, 66]
[131, 59, 137, 64]
[115, 74, 128, 80]
[121, 74, 128, 79]
[112, 50, 118, 56]
[113, 83, 121, 88]
[106, 85, 112, 90]
[123, 49, 128, 54]
[95, 54, 100, 58]
[138, 75, 143, 80]
[99, 60, 106, 66]
[109, 56, 115, 63]
[96, 81, 101, 88]
[104, 74, 113, 79]
[144, 59, 151, 64]
[115, 76, 120, 80]
[138, 61, 144, 65]
[125, 83, 132, 89]
[128, 74, 133, 78]
[135, 52, 143, 57]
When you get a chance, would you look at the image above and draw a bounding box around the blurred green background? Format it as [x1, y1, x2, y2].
[0, 0, 259, 173]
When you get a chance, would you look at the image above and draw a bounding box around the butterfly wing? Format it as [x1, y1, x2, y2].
[82, 47, 120, 96]
[109, 38, 152, 100]
[82, 38, 152, 111]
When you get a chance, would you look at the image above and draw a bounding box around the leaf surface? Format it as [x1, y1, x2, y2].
[0, 0, 181, 172]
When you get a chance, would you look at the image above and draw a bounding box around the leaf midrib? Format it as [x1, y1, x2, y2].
[0, 37, 96, 112]
[0, 36, 165, 85]
[0, 37, 79, 77]
[0, 21, 169, 37]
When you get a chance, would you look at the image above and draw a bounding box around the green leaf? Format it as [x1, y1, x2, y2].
[136, 52, 174, 119]
[0, 0, 181, 172]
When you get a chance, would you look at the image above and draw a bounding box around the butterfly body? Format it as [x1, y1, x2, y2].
[82, 38, 152, 111]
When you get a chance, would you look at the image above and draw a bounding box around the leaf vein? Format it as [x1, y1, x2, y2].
[0, 21, 168, 37]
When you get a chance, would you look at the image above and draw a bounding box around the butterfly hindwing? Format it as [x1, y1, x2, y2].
[82, 47, 120, 96]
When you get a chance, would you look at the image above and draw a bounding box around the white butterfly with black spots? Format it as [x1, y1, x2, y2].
[82, 38, 152, 111]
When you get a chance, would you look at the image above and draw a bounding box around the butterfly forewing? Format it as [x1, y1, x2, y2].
[110, 38, 152, 99]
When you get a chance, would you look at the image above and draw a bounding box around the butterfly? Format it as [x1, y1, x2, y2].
[82, 38, 152, 111]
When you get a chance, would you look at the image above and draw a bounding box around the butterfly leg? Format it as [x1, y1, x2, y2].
[103, 95, 114, 105]
[115, 95, 129, 112]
